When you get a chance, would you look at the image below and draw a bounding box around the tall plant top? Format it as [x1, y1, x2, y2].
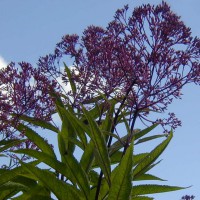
[0, 1, 199, 199]
[0, 1, 200, 140]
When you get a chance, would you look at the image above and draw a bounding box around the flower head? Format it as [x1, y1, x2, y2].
[38, 1, 200, 131]
[0, 62, 59, 138]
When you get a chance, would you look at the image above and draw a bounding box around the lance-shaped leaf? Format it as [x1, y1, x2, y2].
[82, 95, 103, 104]
[133, 131, 173, 179]
[107, 142, 133, 200]
[132, 184, 187, 195]
[0, 168, 24, 186]
[58, 106, 88, 149]
[134, 173, 166, 181]
[0, 161, 39, 186]
[11, 175, 37, 188]
[58, 126, 69, 158]
[135, 134, 167, 145]
[92, 152, 150, 169]
[138, 160, 162, 176]
[11, 184, 51, 200]
[132, 196, 154, 200]
[13, 114, 59, 133]
[0, 189, 19, 200]
[134, 124, 158, 140]
[109, 134, 129, 155]
[15, 149, 90, 199]
[80, 140, 95, 173]
[0, 139, 25, 153]
[100, 100, 115, 142]
[108, 129, 140, 156]
[0, 175, 38, 199]
[133, 153, 149, 166]
[51, 90, 78, 155]
[92, 151, 123, 168]
[20, 162, 83, 200]
[81, 98, 117, 124]
[58, 115, 77, 157]
[82, 106, 111, 185]
[16, 124, 56, 159]
[64, 63, 76, 94]
[0, 182, 29, 192]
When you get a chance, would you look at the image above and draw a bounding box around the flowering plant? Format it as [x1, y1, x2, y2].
[0, 1, 199, 199]
[0, 87, 187, 199]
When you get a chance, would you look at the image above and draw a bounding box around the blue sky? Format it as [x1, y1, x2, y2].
[0, 1, 200, 199]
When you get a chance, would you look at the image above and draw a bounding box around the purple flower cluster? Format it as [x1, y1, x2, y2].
[38, 1, 200, 131]
[1, 1, 200, 139]
[0, 62, 59, 139]
[181, 195, 195, 200]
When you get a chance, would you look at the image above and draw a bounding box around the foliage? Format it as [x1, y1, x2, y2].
[0, 89, 187, 199]
[1, 1, 200, 142]
[40, 1, 200, 132]
[0, 1, 199, 199]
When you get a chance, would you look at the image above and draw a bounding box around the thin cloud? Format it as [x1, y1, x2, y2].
[0, 56, 7, 70]
[56, 66, 79, 93]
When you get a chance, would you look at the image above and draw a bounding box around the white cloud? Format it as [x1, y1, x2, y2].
[0, 56, 7, 70]
[56, 65, 79, 93]
[0, 56, 8, 96]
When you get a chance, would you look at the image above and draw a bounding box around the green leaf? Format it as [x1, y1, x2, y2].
[0, 167, 25, 186]
[80, 141, 95, 173]
[132, 184, 187, 195]
[109, 131, 140, 156]
[119, 111, 131, 135]
[134, 124, 158, 140]
[93, 151, 123, 168]
[50, 90, 67, 121]
[82, 106, 111, 185]
[108, 142, 133, 200]
[11, 184, 51, 200]
[133, 153, 149, 166]
[132, 196, 154, 200]
[81, 98, 117, 123]
[15, 149, 90, 199]
[0, 161, 39, 186]
[58, 114, 76, 157]
[0, 139, 25, 153]
[16, 124, 56, 159]
[57, 129, 68, 158]
[140, 160, 162, 175]
[135, 134, 167, 145]
[82, 95, 103, 104]
[12, 175, 37, 188]
[64, 63, 76, 94]
[96, 178, 109, 200]
[58, 105, 88, 148]
[14, 114, 59, 133]
[109, 134, 129, 155]
[134, 173, 166, 181]
[20, 162, 83, 200]
[133, 131, 173, 179]
[0, 189, 19, 200]
[92, 152, 149, 169]
[13, 194, 52, 200]
[0, 181, 29, 192]
[88, 170, 99, 186]
[100, 100, 115, 142]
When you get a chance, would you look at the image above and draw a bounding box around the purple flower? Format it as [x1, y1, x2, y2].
[1, 1, 200, 143]
[0, 62, 60, 139]
[181, 195, 195, 200]
[38, 1, 200, 131]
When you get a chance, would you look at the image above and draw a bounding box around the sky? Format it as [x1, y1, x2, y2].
[0, 0, 200, 199]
